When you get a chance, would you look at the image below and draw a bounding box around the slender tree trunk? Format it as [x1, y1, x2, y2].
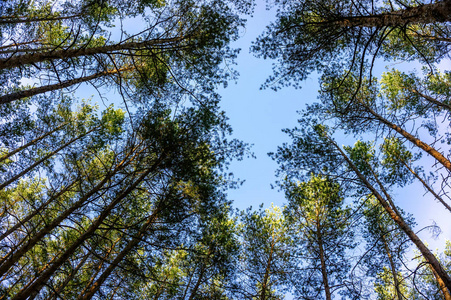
[0, 178, 77, 243]
[364, 104, 451, 171]
[0, 36, 187, 70]
[0, 14, 82, 25]
[327, 0, 451, 28]
[0, 67, 131, 105]
[0, 125, 99, 191]
[317, 223, 331, 300]
[0, 152, 132, 277]
[260, 239, 275, 300]
[79, 208, 161, 300]
[0, 122, 67, 163]
[401, 160, 451, 213]
[45, 253, 91, 300]
[380, 232, 403, 300]
[410, 88, 451, 112]
[11, 154, 164, 299]
[325, 133, 451, 295]
[77, 236, 123, 299]
[188, 263, 207, 300]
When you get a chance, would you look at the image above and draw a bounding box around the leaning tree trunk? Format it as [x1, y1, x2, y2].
[0, 67, 132, 105]
[329, 0, 451, 28]
[0, 125, 99, 191]
[0, 36, 187, 70]
[363, 104, 451, 172]
[79, 207, 162, 300]
[0, 122, 67, 163]
[325, 134, 451, 296]
[11, 153, 165, 299]
[0, 150, 134, 278]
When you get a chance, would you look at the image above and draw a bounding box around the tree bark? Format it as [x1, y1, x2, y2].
[0, 150, 132, 278]
[401, 160, 451, 213]
[0, 14, 82, 25]
[327, 0, 451, 28]
[325, 134, 451, 295]
[380, 232, 403, 300]
[317, 223, 331, 300]
[364, 104, 451, 171]
[79, 208, 161, 300]
[0, 125, 99, 191]
[10, 153, 165, 299]
[0, 178, 77, 243]
[0, 67, 131, 105]
[0, 36, 188, 70]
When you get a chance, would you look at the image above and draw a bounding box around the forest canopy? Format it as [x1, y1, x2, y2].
[0, 0, 450, 299]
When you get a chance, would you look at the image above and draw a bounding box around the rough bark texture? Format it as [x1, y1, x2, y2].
[317, 223, 331, 300]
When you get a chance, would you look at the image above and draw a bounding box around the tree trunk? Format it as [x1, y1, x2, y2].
[77, 235, 123, 300]
[0, 14, 82, 25]
[326, 134, 451, 295]
[364, 104, 451, 171]
[401, 160, 451, 213]
[317, 223, 331, 300]
[10, 153, 164, 299]
[79, 208, 161, 300]
[45, 253, 91, 300]
[380, 232, 403, 300]
[0, 67, 131, 105]
[0, 125, 98, 191]
[0, 178, 77, 243]
[410, 88, 451, 112]
[329, 0, 451, 28]
[0, 36, 187, 70]
[0, 151, 132, 278]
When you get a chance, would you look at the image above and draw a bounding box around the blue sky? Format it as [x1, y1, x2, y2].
[217, 0, 451, 253]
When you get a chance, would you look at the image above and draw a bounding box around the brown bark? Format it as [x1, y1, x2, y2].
[0, 122, 67, 163]
[260, 239, 274, 300]
[0, 150, 133, 278]
[79, 208, 161, 300]
[0, 14, 81, 25]
[0, 67, 132, 105]
[364, 104, 451, 171]
[0, 36, 188, 70]
[410, 88, 451, 112]
[11, 153, 164, 299]
[380, 232, 403, 300]
[325, 134, 451, 294]
[326, 0, 451, 28]
[45, 253, 91, 300]
[0, 125, 99, 191]
[77, 236, 123, 300]
[401, 160, 451, 213]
